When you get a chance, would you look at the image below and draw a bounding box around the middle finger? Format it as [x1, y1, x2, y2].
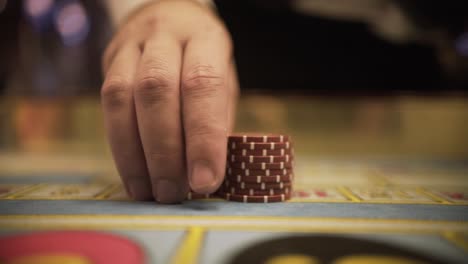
[133, 32, 187, 203]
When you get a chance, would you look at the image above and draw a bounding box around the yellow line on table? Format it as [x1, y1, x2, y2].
[443, 231, 468, 252]
[337, 186, 361, 202]
[1, 215, 467, 235]
[4, 184, 43, 199]
[417, 188, 452, 205]
[94, 184, 120, 199]
[170, 227, 205, 264]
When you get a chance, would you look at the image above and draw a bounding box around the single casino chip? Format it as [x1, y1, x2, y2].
[227, 168, 292, 176]
[186, 191, 216, 200]
[229, 142, 291, 151]
[224, 180, 292, 190]
[228, 154, 293, 163]
[0, 231, 144, 264]
[228, 148, 293, 156]
[227, 161, 293, 170]
[217, 192, 291, 203]
[228, 133, 289, 143]
[220, 186, 291, 196]
[225, 174, 293, 183]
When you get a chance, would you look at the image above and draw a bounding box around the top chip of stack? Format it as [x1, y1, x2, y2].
[219, 133, 294, 203]
[228, 133, 290, 143]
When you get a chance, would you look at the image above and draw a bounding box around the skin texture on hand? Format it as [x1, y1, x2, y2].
[101, 0, 239, 204]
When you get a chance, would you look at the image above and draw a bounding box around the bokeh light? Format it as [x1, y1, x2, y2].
[455, 31, 468, 57]
[54, 1, 89, 46]
[24, 0, 54, 18]
[23, 0, 55, 31]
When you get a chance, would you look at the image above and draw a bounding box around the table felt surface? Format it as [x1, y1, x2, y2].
[0, 156, 467, 264]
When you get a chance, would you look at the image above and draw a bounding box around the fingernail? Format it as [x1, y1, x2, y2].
[129, 179, 152, 201]
[156, 179, 181, 204]
[191, 162, 216, 191]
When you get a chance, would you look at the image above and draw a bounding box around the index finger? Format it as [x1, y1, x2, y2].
[181, 29, 232, 194]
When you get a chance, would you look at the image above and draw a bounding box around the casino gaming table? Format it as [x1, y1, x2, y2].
[0, 96, 467, 264]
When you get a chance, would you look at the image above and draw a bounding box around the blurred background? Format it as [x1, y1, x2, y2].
[0, 0, 467, 176]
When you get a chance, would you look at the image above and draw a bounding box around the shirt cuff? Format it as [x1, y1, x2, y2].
[104, 0, 215, 27]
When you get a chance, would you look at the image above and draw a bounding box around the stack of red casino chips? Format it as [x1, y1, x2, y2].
[218, 133, 294, 203]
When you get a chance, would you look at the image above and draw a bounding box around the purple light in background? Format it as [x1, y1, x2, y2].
[23, 0, 55, 31]
[54, 1, 89, 46]
[24, 0, 53, 17]
[455, 32, 468, 57]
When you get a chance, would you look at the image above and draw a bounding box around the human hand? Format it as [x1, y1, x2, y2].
[101, 0, 238, 203]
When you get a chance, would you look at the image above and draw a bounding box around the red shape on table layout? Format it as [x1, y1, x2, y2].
[0, 231, 145, 264]
[445, 192, 466, 200]
[314, 190, 328, 197]
[294, 190, 310, 198]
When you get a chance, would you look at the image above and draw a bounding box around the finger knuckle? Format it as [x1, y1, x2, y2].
[135, 69, 174, 108]
[182, 64, 224, 99]
[101, 78, 131, 111]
